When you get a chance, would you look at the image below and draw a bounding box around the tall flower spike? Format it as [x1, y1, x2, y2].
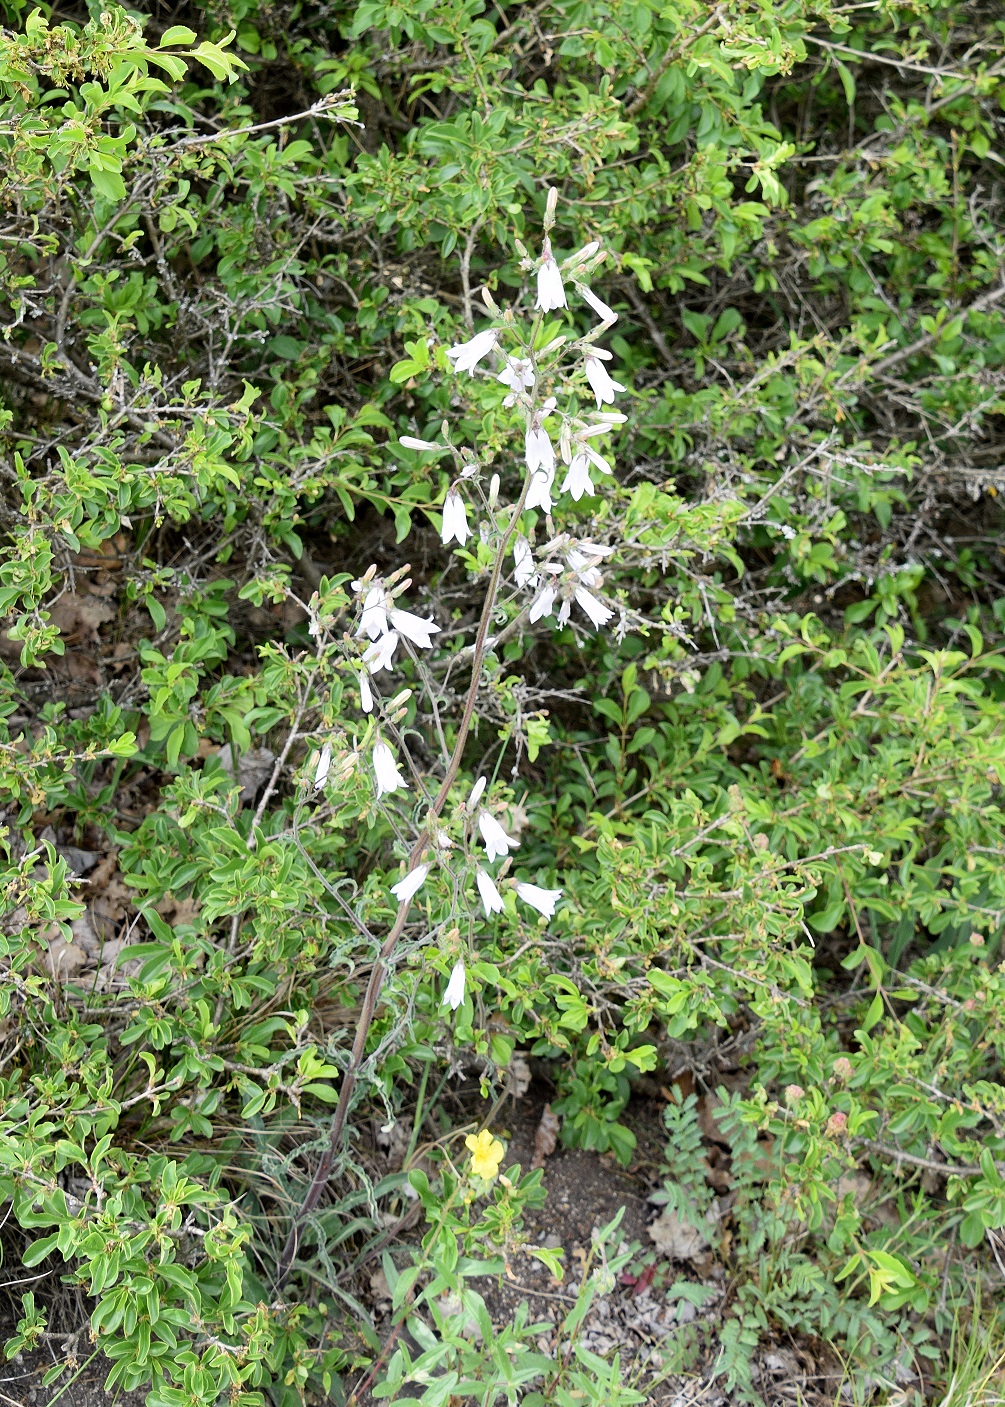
[391, 864, 429, 905]
[446, 328, 498, 375]
[478, 811, 519, 862]
[536, 238, 567, 312]
[373, 742, 407, 798]
[476, 868, 505, 916]
[443, 961, 466, 1010]
[516, 882, 562, 917]
[585, 354, 626, 408]
[441, 490, 470, 547]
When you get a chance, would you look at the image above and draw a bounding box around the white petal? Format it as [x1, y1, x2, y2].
[561, 454, 594, 501]
[584, 356, 626, 408]
[529, 585, 556, 623]
[356, 586, 389, 640]
[478, 811, 518, 863]
[497, 357, 535, 391]
[513, 536, 536, 588]
[363, 632, 399, 672]
[399, 436, 441, 451]
[445, 328, 498, 375]
[360, 673, 374, 713]
[574, 587, 614, 628]
[576, 283, 617, 323]
[525, 426, 555, 474]
[525, 468, 554, 513]
[468, 775, 487, 808]
[314, 744, 331, 790]
[536, 256, 567, 312]
[373, 741, 407, 798]
[476, 868, 505, 916]
[391, 864, 429, 905]
[389, 609, 441, 648]
[441, 490, 470, 547]
[443, 961, 466, 1010]
[516, 882, 562, 917]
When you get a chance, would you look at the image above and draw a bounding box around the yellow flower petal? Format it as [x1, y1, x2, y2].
[465, 1129, 505, 1180]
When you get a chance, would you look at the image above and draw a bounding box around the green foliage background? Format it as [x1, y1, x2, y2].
[2, 0, 1005, 1401]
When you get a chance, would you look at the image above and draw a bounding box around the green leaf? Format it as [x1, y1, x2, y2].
[159, 25, 197, 46]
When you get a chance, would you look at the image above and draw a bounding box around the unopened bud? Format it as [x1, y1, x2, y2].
[481, 286, 499, 313]
[488, 474, 500, 507]
[544, 186, 559, 230]
[389, 689, 412, 709]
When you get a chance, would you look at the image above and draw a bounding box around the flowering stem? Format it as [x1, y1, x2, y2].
[274, 468, 533, 1289]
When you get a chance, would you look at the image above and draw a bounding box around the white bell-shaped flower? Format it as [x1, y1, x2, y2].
[536, 240, 567, 312]
[443, 961, 466, 1010]
[356, 585, 389, 640]
[497, 357, 535, 391]
[575, 587, 614, 629]
[476, 868, 505, 916]
[399, 436, 441, 451]
[526, 465, 555, 513]
[525, 425, 555, 474]
[389, 609, 440, 649]
[584, 354, 626, 407]
[441, 490, 470, 547]
[561, 453, 595, 501]
[576, 283, 617, 324]
[516, 882, 562, 917]
[363, 632, 399, 673]
[446, 328, 498, 375]
[478, 810, 519, 862]
[314, 744, 332, 790]
[360, 673, 374, 713]
[513, 536, 536, 588]
[391, 864, 429, 905]
[373, 741, 407, 798]
[529, 585, 556, 622]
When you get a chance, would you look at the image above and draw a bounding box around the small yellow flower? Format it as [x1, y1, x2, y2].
[465, 1129, 505, 1181]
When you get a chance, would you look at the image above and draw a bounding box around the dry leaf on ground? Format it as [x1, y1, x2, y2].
[531, 1104, 560, 1169]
